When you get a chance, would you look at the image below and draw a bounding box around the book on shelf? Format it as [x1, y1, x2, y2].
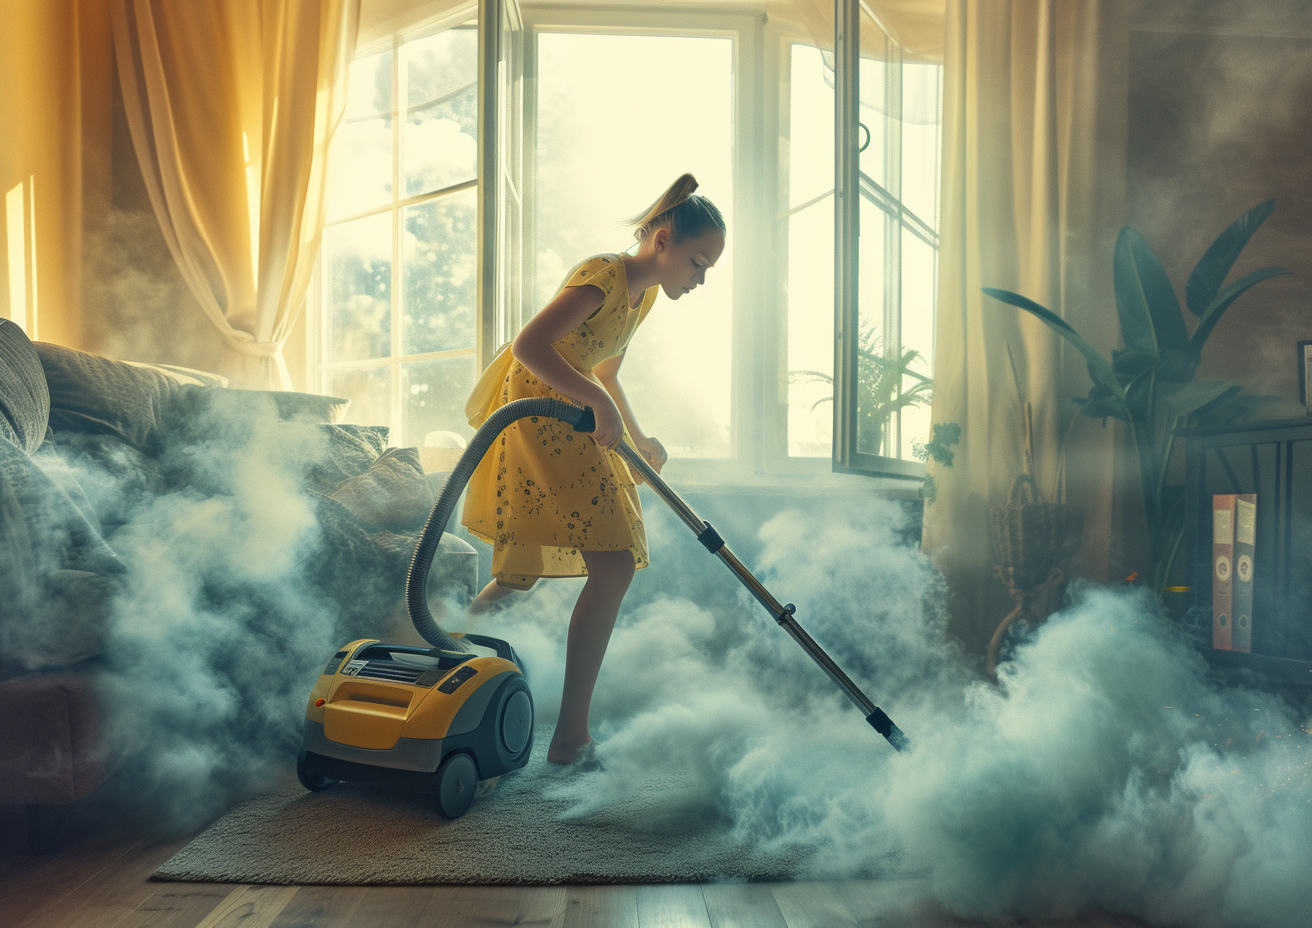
[1212, 494, 1235, 650]
[1232, 494, 1256, 653]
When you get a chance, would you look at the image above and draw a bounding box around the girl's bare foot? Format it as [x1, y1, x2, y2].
[546, 737, 593, 765]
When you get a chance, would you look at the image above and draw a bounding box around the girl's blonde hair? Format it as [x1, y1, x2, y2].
[629, 173, 726, 244]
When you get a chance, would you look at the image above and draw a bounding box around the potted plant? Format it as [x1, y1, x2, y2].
[790, 323, 933, 456]
[983, 201, 1289, 595]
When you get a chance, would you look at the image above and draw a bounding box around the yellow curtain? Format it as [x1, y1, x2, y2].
[0, 0, 113, 351]
[922, 0, 1128, 655]
[111, 0, 359, 389]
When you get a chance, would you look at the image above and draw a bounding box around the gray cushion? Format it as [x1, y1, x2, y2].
[36, 342, 216, 454]
[37, 341, 351, 460]
[0, 440, 123, 681]
[0, 319, 50, 453]
[329, 447, 435, 533]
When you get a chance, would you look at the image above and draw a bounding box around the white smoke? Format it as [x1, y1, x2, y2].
[472, 491, 1310, 928]
[88, 413, 363, 829]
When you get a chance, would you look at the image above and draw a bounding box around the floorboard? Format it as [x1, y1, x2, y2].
[636, 883, 712, 928]
[192, 884, 299, 928]
[11, 833, 190, 928]
[835, 878, 943, 928]
[772, 880, 864, 928]
[703, 882, 789, 928]
[340, 886, 442, 928]
[0, 799, 1173, 928]
[561, 884, 640, 928]
[265, 885, 368, 928]
[514, 885, 571, 927]
[113, 882, 246, 928]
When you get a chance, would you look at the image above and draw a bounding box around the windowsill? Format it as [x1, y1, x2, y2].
[649, 464, 924, 499]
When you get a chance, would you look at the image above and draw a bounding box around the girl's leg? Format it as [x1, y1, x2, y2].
[548, 549, 635, 764]
[467, 577, 523, 615]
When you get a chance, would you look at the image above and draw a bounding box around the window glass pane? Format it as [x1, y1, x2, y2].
[402, 27, 478, 197]
[325, 212, 392, 362]
[787, 43, 837, 458]
[858, 54, 887, 190]
[901, 62, 941, 229]
[535, 33, 734, 458]
[900, 226, 936, 459]
[856, 196, 889, 457]
[787, 201, 834, 457]
[403, 357, 477, 447]
[402, 189, 478, 355]
[329, 367, 391, 432]
[330, 49, 392, 220]
[789, 45, 834, 208]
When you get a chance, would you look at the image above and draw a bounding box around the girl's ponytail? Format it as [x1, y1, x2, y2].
[630, 173, 725, 244]
[630, 174, 699, 228]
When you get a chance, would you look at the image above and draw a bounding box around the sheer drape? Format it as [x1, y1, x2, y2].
[111, 0, 359, 388]
[922, 1, 1128, 654]
[768, 0, 945, 59]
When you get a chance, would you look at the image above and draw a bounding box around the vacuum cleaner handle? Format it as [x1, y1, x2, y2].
[612, 442, 910, 752]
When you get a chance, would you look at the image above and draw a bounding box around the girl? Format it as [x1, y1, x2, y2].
[460, 174, 727, 765]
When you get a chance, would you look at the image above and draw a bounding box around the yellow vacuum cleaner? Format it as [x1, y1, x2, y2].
[296, 398, 588, 818]
[299, 396, 907, 819]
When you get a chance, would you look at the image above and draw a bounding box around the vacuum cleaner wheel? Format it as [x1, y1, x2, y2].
[501, 688, 532, 755]
[432, 752, 478, 819]
[297, 748, 338, 792]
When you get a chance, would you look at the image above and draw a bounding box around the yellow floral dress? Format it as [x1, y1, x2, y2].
[460, 254, 657, 589]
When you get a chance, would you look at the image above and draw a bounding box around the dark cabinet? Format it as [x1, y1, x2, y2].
[1183, 417, 1312, 680]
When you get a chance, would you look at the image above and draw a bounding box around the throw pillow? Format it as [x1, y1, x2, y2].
[329, 447, 435, 533]
[161, 386, 351, 451]
[0, 319, 50, 453]
[36, 342, 220, 455]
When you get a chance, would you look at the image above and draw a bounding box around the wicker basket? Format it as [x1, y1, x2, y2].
[990, 474, 1084, 587]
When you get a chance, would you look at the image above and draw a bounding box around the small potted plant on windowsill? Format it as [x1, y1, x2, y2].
[789, 323, 933, 457]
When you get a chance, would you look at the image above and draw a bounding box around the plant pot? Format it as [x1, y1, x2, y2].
[990, 474, 1084, 589]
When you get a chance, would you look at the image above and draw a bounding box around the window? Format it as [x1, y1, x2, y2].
[832, 4, 942, 477]
[312, 2, 941, 481]
[316, 13, 481, 447]
[529, 27, 736, 459]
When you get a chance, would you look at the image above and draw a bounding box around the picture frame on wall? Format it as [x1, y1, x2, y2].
[1301, 340, 1312, 411]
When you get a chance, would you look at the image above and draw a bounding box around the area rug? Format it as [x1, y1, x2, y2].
[154, 729, 808, 885]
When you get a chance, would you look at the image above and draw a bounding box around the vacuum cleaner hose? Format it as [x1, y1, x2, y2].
[406, 397, 595, 651]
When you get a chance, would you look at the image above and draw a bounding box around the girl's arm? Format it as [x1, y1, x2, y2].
[594, 352, 667, 473]
[593, 351, 644, 439]
[513, 285, 625, 447]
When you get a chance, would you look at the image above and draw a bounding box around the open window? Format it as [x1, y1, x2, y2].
[832, 1, 942, 478]
[313, 1, 940, 481]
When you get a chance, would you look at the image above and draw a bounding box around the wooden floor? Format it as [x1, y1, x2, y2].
[0, 792, 1156, 928]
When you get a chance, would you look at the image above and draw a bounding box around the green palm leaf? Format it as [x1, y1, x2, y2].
[1114, 228, 1190, 357]
[1188, 266, 1290, 359]
[1184, 199, 1275, 317]
[982, 287, 1126, 416]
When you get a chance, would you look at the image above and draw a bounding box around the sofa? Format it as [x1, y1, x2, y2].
[0, 319, 477, 850]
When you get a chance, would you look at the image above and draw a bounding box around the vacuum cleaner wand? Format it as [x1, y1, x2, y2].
[405, 396, 907, 752]
[610, 442, 910, 753]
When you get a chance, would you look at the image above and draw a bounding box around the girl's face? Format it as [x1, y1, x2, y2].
[651, 227, 726, 300]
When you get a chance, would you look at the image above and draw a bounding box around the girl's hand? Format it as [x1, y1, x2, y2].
[590, 398, 625, 449]
[634, 435, 667, 474]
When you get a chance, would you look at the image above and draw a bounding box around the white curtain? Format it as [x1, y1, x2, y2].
[768, 0, 945, 60]
[111, 0, 359, 388]
[921, 1, 1128, 654]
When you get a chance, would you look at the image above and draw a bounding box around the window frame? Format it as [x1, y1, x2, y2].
[308, 1, 939, 492]
[520, 3, 788, 484]
[834, 0, 940, 480]
[308, 4, 482, 445]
